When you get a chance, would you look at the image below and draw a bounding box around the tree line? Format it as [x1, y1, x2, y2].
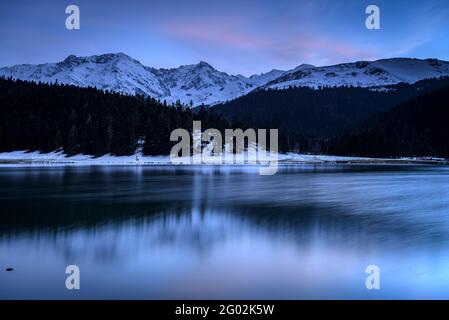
[0, 78, 226, 156]
[211, 77, 449, 155]
[0, 78, 289, 156]
[2, 77, 448, 158]
[328, 85, 449, 158]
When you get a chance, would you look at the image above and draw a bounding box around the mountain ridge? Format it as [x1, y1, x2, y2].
[1, 53, 449, 106]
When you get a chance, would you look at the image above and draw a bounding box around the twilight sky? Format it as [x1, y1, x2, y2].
[1, 0, 448, 75]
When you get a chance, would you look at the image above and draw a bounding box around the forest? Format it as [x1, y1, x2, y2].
[329, 85, 449, 158]
[211, 77, 449, 155]
[0, 78, 232, 156]
[1, 77, 448, 158]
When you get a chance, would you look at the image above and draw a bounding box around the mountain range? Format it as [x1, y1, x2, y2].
[1, 53, 449, 106]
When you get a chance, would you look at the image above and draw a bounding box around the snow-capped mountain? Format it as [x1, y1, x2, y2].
[263, 58, 449, 90]
[0, 53, 169, 98]
[151, 61, 255, 106]
[0, 53, 281, 106]
[246, 69, 285, 87]
[1, 53, 449, 106]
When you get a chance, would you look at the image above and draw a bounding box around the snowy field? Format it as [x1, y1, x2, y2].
[0, 150, 446, 167]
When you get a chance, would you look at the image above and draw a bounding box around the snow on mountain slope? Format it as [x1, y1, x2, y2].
[1, 54, 449, 106]
[0, 53, 282, 106]
[153, 63, 289, 105]
[263, 58, 449, 90]
[0, 53, 169, 98]
[246, 69, 285, 87]
[152, 61, 255, 106]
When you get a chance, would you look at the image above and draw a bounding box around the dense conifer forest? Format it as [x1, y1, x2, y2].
[0, 78, 231, 156]
[329, 85, 449, 158]
[1, 77, 448, 158]
[211, 77, 449, 154]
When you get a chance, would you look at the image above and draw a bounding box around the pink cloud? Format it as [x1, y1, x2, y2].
[272, 35, 375, 65]
[163, 19, 269, 50]
[162, 17, 376, 70]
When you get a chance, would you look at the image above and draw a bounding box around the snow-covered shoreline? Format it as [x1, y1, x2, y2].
[0, 150, 447, 167]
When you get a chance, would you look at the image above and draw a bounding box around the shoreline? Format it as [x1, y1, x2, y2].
[0, 150, 447, 167]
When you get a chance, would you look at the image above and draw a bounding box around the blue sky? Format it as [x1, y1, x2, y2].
[1, 0, 448, 75]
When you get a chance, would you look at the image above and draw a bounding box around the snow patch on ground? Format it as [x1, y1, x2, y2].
[0, 150, 446, 167]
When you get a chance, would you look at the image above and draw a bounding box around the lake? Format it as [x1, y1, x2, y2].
[1, 164, 449, 299]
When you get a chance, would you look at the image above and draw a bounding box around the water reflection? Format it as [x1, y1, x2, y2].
[1, 165, 449, 299]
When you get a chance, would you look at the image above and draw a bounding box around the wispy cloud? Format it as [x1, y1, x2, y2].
[164, 19, 269, 51]
[163, 17, 376, 71]
[1, 0, 449, 75]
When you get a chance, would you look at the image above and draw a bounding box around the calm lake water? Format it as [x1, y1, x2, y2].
[1, 164, 449, 299]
